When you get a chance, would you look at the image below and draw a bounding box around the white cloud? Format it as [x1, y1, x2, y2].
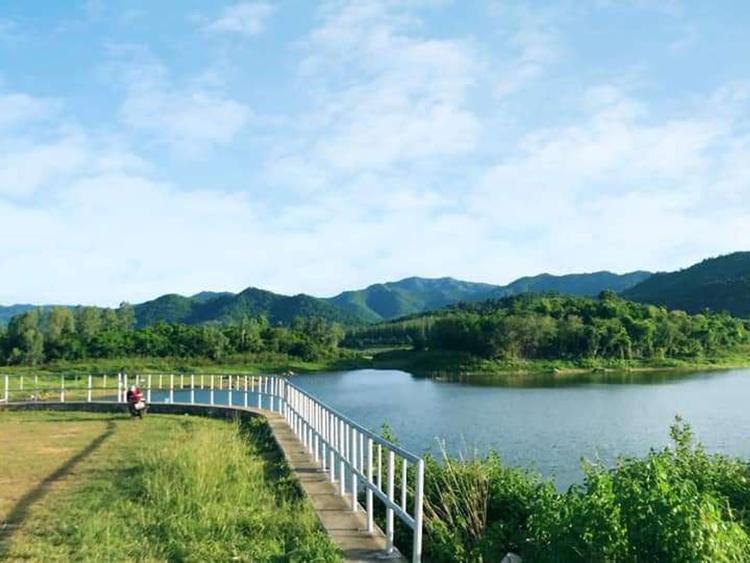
[0, 93, 61, 130]
[115, 50, 252, 154]
[0, 134, 87, 197]
[206, 2, 273, 37]
[491, 4, 563, 97]
[469, 82, 750, 275]
[291, 1, 480, 173]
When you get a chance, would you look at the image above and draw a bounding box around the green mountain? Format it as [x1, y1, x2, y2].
[0, 304, 37, 325]
[133, 287, 363, 327]
[622, 252, 750, 317]
[327, 272, 651, 322]
[327, 277, 499, 322]
[493, 271, 651, 299]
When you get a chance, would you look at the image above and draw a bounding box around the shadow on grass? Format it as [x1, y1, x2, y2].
[236, 417, 304, 501]
[0, 420, 118, 556]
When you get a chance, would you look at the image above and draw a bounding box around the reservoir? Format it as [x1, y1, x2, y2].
[292, 368, 750, 488]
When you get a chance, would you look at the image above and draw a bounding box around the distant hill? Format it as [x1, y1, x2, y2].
[2, 271, 655, 327]
[493, 271, 652, 299]
[133, 287, 364, 327]
[327, 277, 498, 322]
[0, 304, 37, 325]
[326, 272, 650, 322]
[622, 252, 750, 317]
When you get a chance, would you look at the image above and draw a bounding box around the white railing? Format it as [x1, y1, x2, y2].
[1, 373, 425, 561]
[283, 381, 425, 562]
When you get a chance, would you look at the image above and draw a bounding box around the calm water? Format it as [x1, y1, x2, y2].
[292, 368, 750, 488]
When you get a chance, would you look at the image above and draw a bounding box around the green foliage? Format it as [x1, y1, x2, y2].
[419, 418, 750, 563]
[0, 305, 345, 365]
[347, 293, 750, 363]
[623, 251, 750, 317]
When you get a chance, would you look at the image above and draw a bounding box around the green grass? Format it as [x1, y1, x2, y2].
[0, 352, 366, 380]
[0, 411, 340, 562]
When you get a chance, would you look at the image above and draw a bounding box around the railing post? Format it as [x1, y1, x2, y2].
[228, 375, 233, 406]
[401, 459, 408, 511]
[87, 375, 92, 402]
[3, 374, 8, 403]
[321, 407, 327, 472]
[117, 372, 122, 403]
[367, 438, 374, 533]
[378, 445, 383, 489]
[339, 419, 346, 497]
[386, 450, 395, 553]
[60, 374, 65, 402]
[351, 428, 358, 512]
[257, 377, 262, 409]
[169, 374, 174, 403]
[147, 374, 152, 403]
[330, 413, 336, 484]
[413, 459, 425, 563]
[313, 402, 320, 463]
[190, 374, 195, 404]
[210, 375, 215, 405]
[244, 375, 248, 408]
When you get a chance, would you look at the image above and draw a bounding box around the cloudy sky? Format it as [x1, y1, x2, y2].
[1, 1, 749, 305]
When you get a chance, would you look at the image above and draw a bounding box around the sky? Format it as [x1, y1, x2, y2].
[1, 0, 750, 306]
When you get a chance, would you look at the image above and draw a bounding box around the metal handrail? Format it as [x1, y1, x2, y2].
[1, 373, 425, 562]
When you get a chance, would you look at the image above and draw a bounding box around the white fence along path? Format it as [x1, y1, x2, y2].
[1, 373, 425, 562]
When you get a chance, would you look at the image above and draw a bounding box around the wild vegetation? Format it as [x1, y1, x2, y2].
[345, 292, 750, 364]
[0, 411, 339, 561]
[409, 418, 750, 562]
[0, 304, 343, 366]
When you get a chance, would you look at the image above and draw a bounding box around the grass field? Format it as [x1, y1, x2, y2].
[0, 410, 340, 561]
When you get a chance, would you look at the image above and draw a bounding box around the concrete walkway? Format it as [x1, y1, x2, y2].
[1, 401, 404, 562]
[265, 412, 404, 562]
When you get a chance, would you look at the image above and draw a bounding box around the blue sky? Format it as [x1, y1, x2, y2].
[1, 0, 749, 305]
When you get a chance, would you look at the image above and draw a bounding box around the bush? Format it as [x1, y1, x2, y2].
[419, 418, 750, 562]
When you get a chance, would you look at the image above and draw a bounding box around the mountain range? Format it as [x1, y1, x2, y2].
[0, 269, 651, 327]
[3, 252, 750, 326]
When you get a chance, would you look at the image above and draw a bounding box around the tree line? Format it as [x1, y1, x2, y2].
[0, 304, 344, 365]
[345, 292, 750, 360]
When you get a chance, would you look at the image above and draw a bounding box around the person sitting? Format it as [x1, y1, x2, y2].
[126, 384, 145, 417]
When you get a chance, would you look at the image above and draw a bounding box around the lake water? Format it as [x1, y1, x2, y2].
[291, 368, 750, 489]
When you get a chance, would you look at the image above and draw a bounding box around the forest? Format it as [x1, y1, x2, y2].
[344, 291, 750, 361]
[0, 304, 343, 365]
[2, 291, 748, 367]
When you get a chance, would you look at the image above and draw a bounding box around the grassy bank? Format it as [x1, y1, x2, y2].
[3, 345, 750, 385]
[0, 352, 365, 378]
[0, 410, 339, 561]
[361, 347, 750, 378]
